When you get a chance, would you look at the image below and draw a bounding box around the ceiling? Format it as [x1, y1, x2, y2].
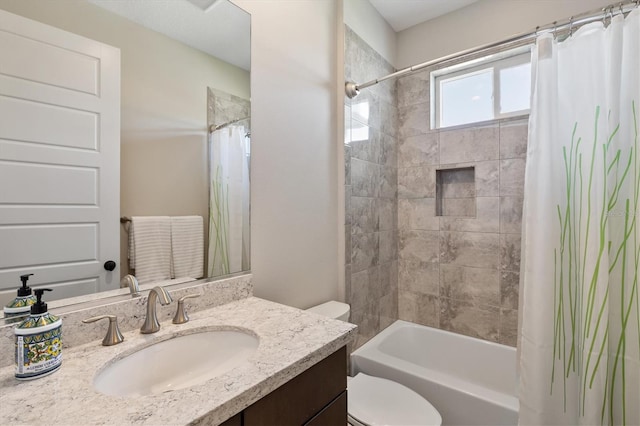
[88, 0, 477, 69]
[369, 0, 479, 32]
[88, 0, 250, 71]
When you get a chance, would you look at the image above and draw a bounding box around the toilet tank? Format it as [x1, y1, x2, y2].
[306, 301, 350, 322]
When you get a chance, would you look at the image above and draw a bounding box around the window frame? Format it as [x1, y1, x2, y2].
[431, 46, 532, 129]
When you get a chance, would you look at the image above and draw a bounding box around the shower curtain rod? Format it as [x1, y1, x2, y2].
[209, 116, 250, 133]
[345, 0, 639, 99]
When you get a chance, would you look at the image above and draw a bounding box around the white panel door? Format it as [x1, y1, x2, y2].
[0, 9, 120, 303]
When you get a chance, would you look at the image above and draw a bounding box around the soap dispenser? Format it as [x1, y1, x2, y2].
[14, 288, 62, 380]
[3, 274, 36, 319]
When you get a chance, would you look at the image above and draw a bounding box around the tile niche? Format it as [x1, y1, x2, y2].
[436, 167, 476, 217]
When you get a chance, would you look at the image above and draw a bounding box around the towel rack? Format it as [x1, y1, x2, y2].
[120, 216, 131, 224]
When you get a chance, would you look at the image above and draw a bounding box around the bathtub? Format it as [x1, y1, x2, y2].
[350, 320, 518, 426]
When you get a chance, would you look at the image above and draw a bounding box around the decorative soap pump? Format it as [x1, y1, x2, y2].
[14, 288, 62, 380]
[3, 274, 36, 319]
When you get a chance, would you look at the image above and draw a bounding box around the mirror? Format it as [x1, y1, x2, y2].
[0, 0, 251, 318]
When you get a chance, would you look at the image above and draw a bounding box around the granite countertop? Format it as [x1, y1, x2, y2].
[0, 297, 357, 425]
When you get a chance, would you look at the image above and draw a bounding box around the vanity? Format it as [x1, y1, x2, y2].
[0, 4, 355, 423]
[0, 275, 356, 425]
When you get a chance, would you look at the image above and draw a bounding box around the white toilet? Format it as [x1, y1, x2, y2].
[306, 301, 442, 426]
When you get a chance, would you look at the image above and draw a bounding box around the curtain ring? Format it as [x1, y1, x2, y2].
[552, 21, 558, 38]
[619, 2, 625, 15]
[602, 7, 608, 24]
[569, 16, 574, 37]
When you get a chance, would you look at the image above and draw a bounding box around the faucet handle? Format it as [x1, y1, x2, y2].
[83, 315, 125, 346]
[172, 294, 199, 325]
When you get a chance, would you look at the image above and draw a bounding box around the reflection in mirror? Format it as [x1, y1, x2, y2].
[207, 89, 251, 276]
[0, 0, 250, 320]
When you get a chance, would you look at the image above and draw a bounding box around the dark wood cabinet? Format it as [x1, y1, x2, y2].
[220, 413, 242, 426]
[305, 392, 347, 426]
[223, 346, 347, 426]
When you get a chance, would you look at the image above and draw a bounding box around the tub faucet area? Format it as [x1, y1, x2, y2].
[140, 286, 173, 334]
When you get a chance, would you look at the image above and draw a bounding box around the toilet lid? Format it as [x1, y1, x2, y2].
[348, 373, 442, 426]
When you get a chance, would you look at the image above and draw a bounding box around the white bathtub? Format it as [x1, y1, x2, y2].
[350, 320, 518, 426]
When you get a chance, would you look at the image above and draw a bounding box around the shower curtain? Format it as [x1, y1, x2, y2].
[208, 125, 250, 277]
[519, 10, 640, 425]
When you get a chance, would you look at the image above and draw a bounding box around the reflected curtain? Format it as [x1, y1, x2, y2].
[519, 10, 640, 425]
[208, 125, 250, 277]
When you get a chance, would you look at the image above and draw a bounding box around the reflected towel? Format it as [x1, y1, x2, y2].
[128, 216, 171, 285]
[170, 216, 204, 279]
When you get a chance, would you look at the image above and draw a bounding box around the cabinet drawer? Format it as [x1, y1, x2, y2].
[244, 346, 347, 425]
[305, 391, 347, 426]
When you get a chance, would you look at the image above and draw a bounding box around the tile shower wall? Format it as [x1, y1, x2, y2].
[207, 87, 250, 131]
[396, 69, 527, 346]
[344, 26, 399, 348]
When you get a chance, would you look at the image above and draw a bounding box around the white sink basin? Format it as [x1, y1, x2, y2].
[93, 330, 259, 396]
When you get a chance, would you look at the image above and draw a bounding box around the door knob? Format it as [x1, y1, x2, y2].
[104, 260, 117, 271]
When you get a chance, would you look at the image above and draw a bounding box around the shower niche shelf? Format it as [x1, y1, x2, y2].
[436, 166, 476, 217]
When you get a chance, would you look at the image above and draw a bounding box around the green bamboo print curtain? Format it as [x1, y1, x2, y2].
[208, 125, 250, 277]
[519, 10, 640, 425]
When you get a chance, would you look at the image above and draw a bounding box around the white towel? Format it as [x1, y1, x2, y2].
[170, 216, 204, 279]
[128, 216, 171, 285]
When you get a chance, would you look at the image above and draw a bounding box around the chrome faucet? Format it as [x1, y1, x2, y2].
[140, 286, 173, 334]
[120, 274, 140, 297]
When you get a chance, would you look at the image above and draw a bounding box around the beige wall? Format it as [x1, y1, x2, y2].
[344, 0, 397, 67]
[0, 0, 250, 276]
[234, 0, 341, 309]
[397, 0, 615, 68]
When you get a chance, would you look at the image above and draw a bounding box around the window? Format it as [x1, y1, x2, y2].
[432, 47, 532, 129]
[350, 99, 370, 142]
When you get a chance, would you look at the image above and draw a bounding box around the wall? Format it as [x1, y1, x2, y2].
[344, 26, 399, 348]
[233, 0, 341, 308]
[397, 0, 615, 68]
[4, 0, 341, 310]
[0, 0, 250, 277]
[344, 0, 397, 67]
[396, 66, 526, 346]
